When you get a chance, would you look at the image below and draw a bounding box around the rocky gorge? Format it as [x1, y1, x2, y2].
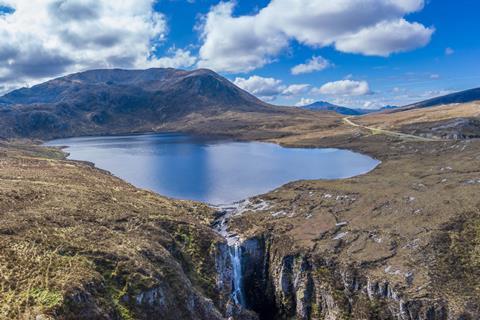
[211, 198, 451, 320]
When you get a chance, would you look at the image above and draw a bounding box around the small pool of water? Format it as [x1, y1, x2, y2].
[46, 133, 380, 204]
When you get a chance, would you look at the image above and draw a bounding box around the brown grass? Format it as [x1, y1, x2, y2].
[356, 101, 480, 129]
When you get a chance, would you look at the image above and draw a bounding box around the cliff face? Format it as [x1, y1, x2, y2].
[231, 235, 449, 320]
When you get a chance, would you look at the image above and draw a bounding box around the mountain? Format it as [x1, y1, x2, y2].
[301, 101, 364, 115]
[402, 87, 480, 110]
[379, 104, 398, 111]
[301, 101, 398, 115]
[0, 68, 286, 139]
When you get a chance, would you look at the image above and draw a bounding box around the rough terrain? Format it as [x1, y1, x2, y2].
[225, 133, 480, 319]
[0, 142, 233, 319]
[1, 98, 480, 319]
[356, 101, 480, 140]
[0, 68, 325, 140]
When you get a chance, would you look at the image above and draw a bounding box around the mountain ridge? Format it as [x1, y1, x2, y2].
[0, 68, 269, 107]
[394, 87, 480, 112]
[0, 68, 302, 139]
[301, 100, 397, 115]
[301, 101, 364, 115]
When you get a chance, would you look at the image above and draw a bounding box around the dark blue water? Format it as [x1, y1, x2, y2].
[46, 133, 379, 204]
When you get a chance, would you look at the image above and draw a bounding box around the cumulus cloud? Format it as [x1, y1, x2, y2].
[295, 98, 315, 107]
[335, 19, 433, 56]
[233, 75, 309, 101]
[313, 80, 371, 96]
[291, 56, 331, 75]
[234, 75, 284, 98]
[197, 2, 288, 73]
[198, 0, 433, 73]
[281, 84, 310, 96]
[156, 48, 197, 68]
[0, 0, 169, 90]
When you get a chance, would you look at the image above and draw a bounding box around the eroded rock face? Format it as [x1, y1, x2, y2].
[400, 118, 480, 140]
[230, 236, 453, 320]
[215, 242, 235, 310]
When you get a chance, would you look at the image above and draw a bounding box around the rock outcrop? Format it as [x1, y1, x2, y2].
[230, 235, 451, 320]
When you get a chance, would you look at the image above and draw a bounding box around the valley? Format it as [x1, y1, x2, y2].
[0, 68, 479, 320]
[0, 0, 479, 319]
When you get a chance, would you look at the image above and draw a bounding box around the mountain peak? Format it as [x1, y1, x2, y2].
[301, 101, 364, 115]
[0, 68, 274, 138]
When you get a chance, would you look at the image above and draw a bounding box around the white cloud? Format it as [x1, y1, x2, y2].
[282, 84, 310, 96]
[445, 47, 454, 55]
[291, 56, 331, 75]
[198, 0, 433, 73]
[393, 87, 404, 93]
[295, 98, 315, 107]
[0, 0, 170, 90]
[197, 2, 288, 73]
[363, 101, 375, 108]
[314, 80, 371, 96]
[430, 73, 440, 79]
[233, 75, 309, 101]
[156, 48, 197, 69]
[420, 89, 453, 99]
[335, 19, 433, 56]
[234, 75, 284, 97]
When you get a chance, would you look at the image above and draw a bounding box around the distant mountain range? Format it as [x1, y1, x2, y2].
[2, 67, 478, 140]
[301, 101, 397, 115]
[301, 101, 364, 115]
[302, 86, 480, 116]
[0, 68, 285, 139]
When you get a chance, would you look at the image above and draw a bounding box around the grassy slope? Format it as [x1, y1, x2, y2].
[355, 101, 480, 139]
[226, 113, 480, 317]
[0, 142, 225, 319]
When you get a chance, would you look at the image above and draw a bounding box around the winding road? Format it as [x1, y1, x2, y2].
[342, 116, 441, 142]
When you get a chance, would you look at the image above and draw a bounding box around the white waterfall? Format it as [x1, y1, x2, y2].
[229, 244, 246, 306]
[212, 201, 249, 308]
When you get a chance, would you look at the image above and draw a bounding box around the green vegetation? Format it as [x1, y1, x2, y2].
[0, 141, 223, 319]
[29, 288, 63, 309]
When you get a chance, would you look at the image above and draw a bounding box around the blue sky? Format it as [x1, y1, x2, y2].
[0, 1, 479, 108]
[153, 0, 480, 108]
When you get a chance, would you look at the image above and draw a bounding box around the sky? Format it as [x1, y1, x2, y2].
[0, 0, 479, 109]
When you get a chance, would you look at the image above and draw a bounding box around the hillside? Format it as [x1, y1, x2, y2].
[356, 101, 480, 139]
[1, 68, 480, 319]
[401, 87, 480, 110]
[0, 68, 317, 140]
[3, 117, 480, 319]
[0, 141, 233, 319]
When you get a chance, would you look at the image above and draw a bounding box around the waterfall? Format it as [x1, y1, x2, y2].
[212, 201, 250, 308]
[229, 243, 246, 306]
